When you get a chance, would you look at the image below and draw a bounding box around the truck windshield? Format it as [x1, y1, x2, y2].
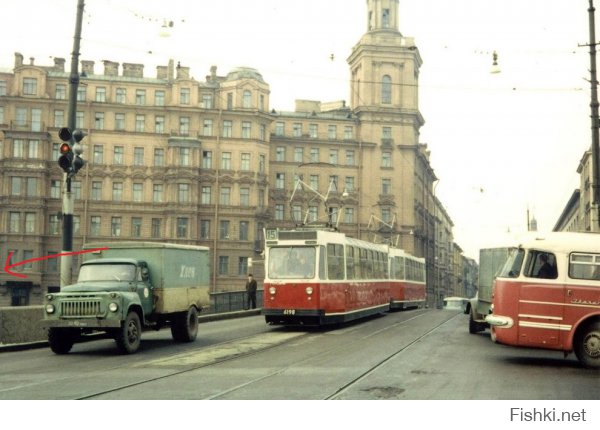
[268, 246, 316, 279]
[498, 248, 525, 278]
[78, 264, 136, 282]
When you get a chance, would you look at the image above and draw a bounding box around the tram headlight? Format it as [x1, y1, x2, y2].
[108, 302, 119, 312]
[269, 286, 277, 295]
[305, 287, 313, 295]
[45, 304, 55, 314]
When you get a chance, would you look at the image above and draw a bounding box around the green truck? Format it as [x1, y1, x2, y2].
[42, 242, 211, 354]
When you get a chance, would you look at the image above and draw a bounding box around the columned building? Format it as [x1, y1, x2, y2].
[0, 0, 458, 307]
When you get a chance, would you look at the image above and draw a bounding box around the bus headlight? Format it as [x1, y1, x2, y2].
[108, 302, 119, 312]
[45, 304, 55, 314]
[269, 286, 277, 295]
[305, 287, 313, 295]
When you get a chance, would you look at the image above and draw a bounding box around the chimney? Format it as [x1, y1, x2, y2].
[176, 63, 189, 80]
[81, 60, 95, 75]
[54, 57, 65, 72]
[103, 60, 119, 76]
[29, 57, 35, 65]
[123, 63, 144, 78]
[157, 65, 168, 79]
[168, 59, 174, 81]
[14, 52, 23, 68]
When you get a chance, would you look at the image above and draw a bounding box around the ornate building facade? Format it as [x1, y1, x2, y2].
[0, 0, 462, 307]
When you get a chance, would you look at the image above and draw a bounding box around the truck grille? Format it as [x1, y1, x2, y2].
[60, 300, 102, 317]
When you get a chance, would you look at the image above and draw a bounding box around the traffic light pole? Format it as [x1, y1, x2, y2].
[60, 0, 85, 288]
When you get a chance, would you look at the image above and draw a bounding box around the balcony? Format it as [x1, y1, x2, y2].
[168, 129, 201, 147]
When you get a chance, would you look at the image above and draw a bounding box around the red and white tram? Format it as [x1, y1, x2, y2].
[387, 247, 426, 310]
[262, 227, 427, 325]
[486, 232, 600, 368]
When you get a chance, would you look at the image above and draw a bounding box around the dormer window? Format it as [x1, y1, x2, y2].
[23, 78, 37, 96]
[382, 9, 390, 28]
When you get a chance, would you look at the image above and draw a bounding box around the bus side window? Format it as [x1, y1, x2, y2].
[569, 253, 600, 280]
[525, 251, 558, 279]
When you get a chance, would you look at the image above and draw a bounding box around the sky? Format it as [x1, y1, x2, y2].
[1, 0, 594, 260]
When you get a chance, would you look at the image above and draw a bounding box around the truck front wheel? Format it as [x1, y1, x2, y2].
[48, 328, 76, 354]
[115, 311, 142, 354]
[171, 306, 198, 342]
[574, 321, 600, 369]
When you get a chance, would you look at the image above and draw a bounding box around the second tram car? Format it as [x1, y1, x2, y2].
[262, 227, 426, 325]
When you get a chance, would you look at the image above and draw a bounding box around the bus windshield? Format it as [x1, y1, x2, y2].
[268, 246, 316, 279]
[498, 248, 525, 278]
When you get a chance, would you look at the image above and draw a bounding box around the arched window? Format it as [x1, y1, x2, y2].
[243, 90, 252, 108]
[382, 75, 392, 104]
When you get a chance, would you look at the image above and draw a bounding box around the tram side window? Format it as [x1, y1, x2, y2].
[327, 244, 344, 280]
[569, 253, 600, 280]
[396, 257, 405, 279]
[524, 250, 558, 279]
[346, 246, 356, 280]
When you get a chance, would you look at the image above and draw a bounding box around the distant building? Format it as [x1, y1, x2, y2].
[0, 0, 467, 307]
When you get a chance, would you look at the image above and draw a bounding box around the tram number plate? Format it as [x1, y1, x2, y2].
[283, 309, 296, 315]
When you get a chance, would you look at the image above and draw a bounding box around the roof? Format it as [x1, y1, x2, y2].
[513, 231, 600, 254]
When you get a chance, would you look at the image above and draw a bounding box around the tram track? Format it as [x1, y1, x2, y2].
[77, 308, 442, 400]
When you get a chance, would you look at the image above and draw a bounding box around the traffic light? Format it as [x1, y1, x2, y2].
[57, 128, 86, 176]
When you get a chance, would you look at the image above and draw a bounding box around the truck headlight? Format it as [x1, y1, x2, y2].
[45, 294, 53, 301]
[45, 304, 55, 314]
[108, 302, 119, 312]
[269, 286, 276, 295]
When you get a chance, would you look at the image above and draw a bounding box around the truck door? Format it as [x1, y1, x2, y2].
[137, 263, 154, 316]
[518, 250, 562, 347]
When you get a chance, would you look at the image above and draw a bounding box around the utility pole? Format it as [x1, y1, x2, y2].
[60, 0, 85, 288]
[588, 0, 600, 231]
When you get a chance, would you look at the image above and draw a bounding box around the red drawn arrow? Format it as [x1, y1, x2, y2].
[4, 248, 109, 279]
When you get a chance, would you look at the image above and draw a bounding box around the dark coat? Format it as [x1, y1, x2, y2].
[246, 278, 257, 293]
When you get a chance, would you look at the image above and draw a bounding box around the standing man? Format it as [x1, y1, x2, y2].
[245, 273, 258, 309]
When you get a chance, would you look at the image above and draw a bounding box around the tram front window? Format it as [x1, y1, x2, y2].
[269, 247, 316, 279]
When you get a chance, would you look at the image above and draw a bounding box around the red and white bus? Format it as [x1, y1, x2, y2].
[486, 232, 600, 368]
[262, 227, 426, 325]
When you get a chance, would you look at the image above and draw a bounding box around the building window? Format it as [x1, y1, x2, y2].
[346, 150, 355, 166]
[91, 181, 102, 200]
[136, 114, 145, 132]
[76, 111, 85, 129]
[111, 217, 122, 236]
[153, 184, 163, 202]
[90, 216, 101, 236]
[112, 182, 123, 201]
[54, 109, 64, 128]
[382, 178, 391, 195]
[222, 120, 232, 138]
[382, 8, 390, 28]
[178, 183, 190, 203]
[276, 146, 285, 162]
[154, 148, 164, 166]
[310, 148, 319, 163]
[177, 218, 188, 238]
[328, 125, 337, 139]
[309, 124, 318, 139]
[292, 205, 302, 222]
[9, 212, 20, 233]
[203, 119, 213, 136]
[155, 90, 165, 106]
[345, 207, 355, 223]
[344, 126, 353, 140]
[240, 187, 250, 206]
[49, 215, 60, 235]
[131, 218, 142, 237]
[329, 149, 339, 165]
[116, 88, 126, 103]
[23, 78, 37, 95]
[293, 123, 302, 137]
[201, 186, 212, 204]
[276, 173, 285, 189]
[113, 146, 124, 165]
[239, 221, 249, 241]
[382, 126, 392, 139]
[95, 87, 106, 102]
[382, 151, 392, 168]
[226, 93, 233, 110]
[180, 88, 190, 105]
[135, 89, 146, 105]
[218, 256, 229, 275]
[200, 220, 210, 239]
[221, 152, 232, 170]
[329, 175, 338, 191]
[260, 124, 266, 141]
[382, 75, 392, 104]
[52, 143, 60, 160]
[133, 147, 144, 166]
[242, 90, 252, 108]
[155, 116, 165, 133]
[50, 180, 61, 198]
[179, 147, 190, 166]
[219, 220, 230, 240]
[241, 153, 250, 171]
[202, 94, 213, 109]
[294, 147, 303, 163]
[55, 84, 66, 100]
[47, 251, 59, 272]
[259, 154, 266, 173]
[220, 187, 231, 205]
[242, 121, 251, 139]
[202, 150, 213, 169]
[94, 112, 105, 130]
[381, 208, 392, 223]
[275, 204, 284, 220]
[72, 181, 81, 200]
[28, 140, 39, 158]
[93, 145, 103, 164]
[308, 206, 318, 222]
[275, 121, 284, 136]
[179, 117, 190, 135]
[151, 218, 161, 238]
[238, 257, 249, 276]
[345, 176, 355, 192]
[132, 183, 143, 202]
[310, 175, 319, 190]
[77, 87, 86, 102]
[115, 113, 125, 131]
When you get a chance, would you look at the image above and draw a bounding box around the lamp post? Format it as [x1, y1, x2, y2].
[588, 0, 600, 231]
